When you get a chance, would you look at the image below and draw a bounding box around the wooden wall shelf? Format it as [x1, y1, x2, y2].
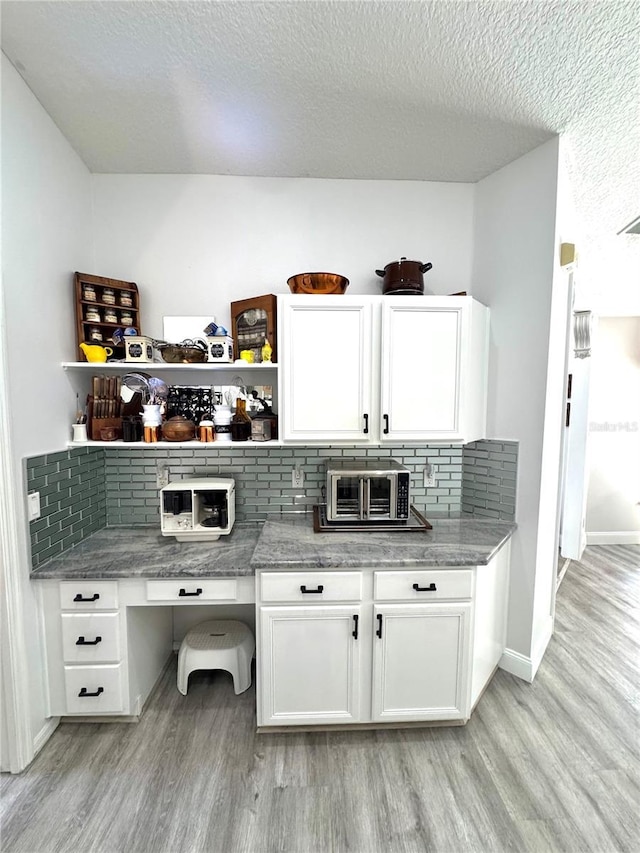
[74, 272, 141, 361]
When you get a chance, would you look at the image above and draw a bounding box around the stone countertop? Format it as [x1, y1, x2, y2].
[30, 522, 262, 580]
[251, 516, 515, 569]
[30, 515, 515, 580]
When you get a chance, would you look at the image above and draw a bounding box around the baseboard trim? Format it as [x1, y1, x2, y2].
[499, 617, 554, 683]
[587, 531, 640, 545]
[33, 717, 60, 757]
[499, 648, 533, 682]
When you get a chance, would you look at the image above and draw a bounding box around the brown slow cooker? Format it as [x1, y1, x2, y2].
[375, 257, 433, 295]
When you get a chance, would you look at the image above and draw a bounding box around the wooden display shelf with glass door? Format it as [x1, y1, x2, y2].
[74, 272, 141, 361]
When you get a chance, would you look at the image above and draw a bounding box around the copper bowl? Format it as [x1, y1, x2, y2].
[161, 415, 196, 442]
[287, 272, 349, 295]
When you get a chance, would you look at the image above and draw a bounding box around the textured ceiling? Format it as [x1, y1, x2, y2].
[2, 0, 639, 297]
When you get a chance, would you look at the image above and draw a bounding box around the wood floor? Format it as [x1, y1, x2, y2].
[2, 545, 639, 853]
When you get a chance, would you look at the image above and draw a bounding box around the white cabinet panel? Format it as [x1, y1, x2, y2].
[280, 297, 374, 441]
[259, 605, 362, 725]
[260, 571, 363, 603]
[373, 569, 473, 601]
[371, 603, 471, 722]
[381, 304, 460, 438]
[61, 613, 120, 663]
[145, 579, 238, 602]
[64, 664, 124, 714]
[59, 581, 118, 610]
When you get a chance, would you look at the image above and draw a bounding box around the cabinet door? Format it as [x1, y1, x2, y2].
[280, 296, 374, 441]
[259, 605, 362, 726]
[371, 603, 471, 722]
[380, 300, 463, 441]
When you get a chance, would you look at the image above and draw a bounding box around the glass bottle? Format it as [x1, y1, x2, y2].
[231, 398, 252, 441]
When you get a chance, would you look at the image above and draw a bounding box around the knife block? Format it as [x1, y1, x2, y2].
[87, 396, 122, 441]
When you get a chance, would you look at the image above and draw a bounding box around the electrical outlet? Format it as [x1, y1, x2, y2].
[291, 466, 304, 488]
[423, 464, 436, 488]
[156, 463, 170, 489]
[27, 491, 41, 521]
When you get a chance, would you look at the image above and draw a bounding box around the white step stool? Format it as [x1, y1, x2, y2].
[177, 619, 255, 696]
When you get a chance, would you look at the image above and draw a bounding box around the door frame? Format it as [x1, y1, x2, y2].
[0, 288, 34, 773]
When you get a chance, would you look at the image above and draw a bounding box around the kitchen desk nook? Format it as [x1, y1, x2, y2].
[32, 516, 514, 729]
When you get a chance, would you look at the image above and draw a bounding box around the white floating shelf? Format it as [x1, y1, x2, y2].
[62, 361, 277, 372]
[68, 439, 283, 448]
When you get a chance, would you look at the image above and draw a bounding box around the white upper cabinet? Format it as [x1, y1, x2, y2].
[279, 295, 489, 444]
[279, 296, 374, 442]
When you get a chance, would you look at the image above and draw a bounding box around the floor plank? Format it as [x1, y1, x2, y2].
[2, 545, 639, 853]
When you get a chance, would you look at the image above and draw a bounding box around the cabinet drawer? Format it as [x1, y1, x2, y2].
[374, 570, 473, 601]
[61, 613, 121, 663]
[260, 572, 363, 603]
[59, 581, 118, 610]
[64, 664, 124, 714]
[146, 579, 238, 602]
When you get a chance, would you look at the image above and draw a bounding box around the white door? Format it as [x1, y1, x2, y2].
[371, 603, 471, 722]
[380, 300, 462, 441]
[560, 352, 592, 559]
[280, 296, 374, 441]
[259, 605, 362, 726]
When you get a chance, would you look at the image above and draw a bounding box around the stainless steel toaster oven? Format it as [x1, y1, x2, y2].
[325, 459, 411, 522]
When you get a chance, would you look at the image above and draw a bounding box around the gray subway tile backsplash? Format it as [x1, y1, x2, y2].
[462, 440, 518, 521]
[26, 437, 518, 566]
[26, 447, 106, 567]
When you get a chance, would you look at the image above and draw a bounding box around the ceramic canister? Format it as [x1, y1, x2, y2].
[213, 406, 232, 442]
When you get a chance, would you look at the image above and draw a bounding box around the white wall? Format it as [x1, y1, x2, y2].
[586, 316, 640, 542]
[1, 54, 93, 759]
[472, 138, 565, 671]
[91, 174, 474, 336]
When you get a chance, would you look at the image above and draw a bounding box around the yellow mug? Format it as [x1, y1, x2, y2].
[80, 343, 114, 363]
[239, 350, 255, 364]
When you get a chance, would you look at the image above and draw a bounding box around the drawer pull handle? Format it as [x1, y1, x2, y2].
[300, 584, 324, 594]
[178, 588, 203, 597]
[376, 613, 383, 638]
[413, 583, 437, 592]
[363, 413, 369, 434]
[352, 614, 359, 639]
[76, 636, 102, 646]
[383, 414, 390, 435]
[73, 593, 100, 602]
[78, 687, 104, 698]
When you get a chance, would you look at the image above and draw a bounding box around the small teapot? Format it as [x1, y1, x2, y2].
[80, 342, 113, 363]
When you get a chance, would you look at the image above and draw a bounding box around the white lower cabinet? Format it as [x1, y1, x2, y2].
[259, 605, 362, 725]
[371, 603, 471, 722]
[37, 576, 254, 718]
[257, 546, 509, 729]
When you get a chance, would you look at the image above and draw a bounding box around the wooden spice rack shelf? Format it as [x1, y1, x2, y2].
[74, 272, 140, 361]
